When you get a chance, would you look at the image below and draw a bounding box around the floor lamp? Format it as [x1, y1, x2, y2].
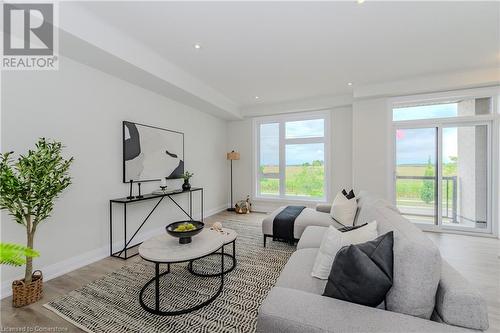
[227, 150, 240, 211]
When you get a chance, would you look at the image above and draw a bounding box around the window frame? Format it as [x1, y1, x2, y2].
[252, 110, 331, 203]
[388, 87, 499, 235]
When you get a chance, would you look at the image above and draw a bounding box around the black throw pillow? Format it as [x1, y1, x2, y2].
[323, 231, 394, 307]
[342, 189, 356, 200]
[338, 223, 367, 233]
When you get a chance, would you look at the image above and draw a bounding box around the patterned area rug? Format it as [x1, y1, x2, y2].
[44, 218, 295, 333]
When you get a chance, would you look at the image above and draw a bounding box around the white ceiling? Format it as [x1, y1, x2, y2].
[79, 1, 499, 109]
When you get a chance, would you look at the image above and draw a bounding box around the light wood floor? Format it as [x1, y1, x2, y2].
[1, 211, 499, 332]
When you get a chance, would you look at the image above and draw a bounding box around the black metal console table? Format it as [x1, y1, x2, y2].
[109, 187, 203, 260]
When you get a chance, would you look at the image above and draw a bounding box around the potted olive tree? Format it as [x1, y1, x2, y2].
[0, 138, 73, 307]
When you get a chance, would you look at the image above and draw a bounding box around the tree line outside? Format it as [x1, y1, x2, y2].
[259, 156, 458, 206]
[397, 156, 457, 208]
[260, 160, 324, 197]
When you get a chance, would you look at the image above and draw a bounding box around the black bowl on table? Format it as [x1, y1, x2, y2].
[166, 221, 204, 244]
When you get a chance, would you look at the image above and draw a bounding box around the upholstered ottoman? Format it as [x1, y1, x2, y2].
[262, 206, 342, 246]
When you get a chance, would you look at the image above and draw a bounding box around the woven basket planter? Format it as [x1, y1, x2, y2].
[12, 270, 43, 307]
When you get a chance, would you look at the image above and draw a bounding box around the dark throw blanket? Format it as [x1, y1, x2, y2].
[273, 206, 306, 243]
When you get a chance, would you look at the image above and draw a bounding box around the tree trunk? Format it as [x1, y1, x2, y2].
[24, 216, 34, 284]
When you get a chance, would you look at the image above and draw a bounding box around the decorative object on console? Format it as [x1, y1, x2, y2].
[235, 195, 251, 214]
[330, 191, 357, 226]
[123, 121, 184, 183]
[323, 231, 394, 307]
[160, 177, 168, 192]
[182, 171, 194, 191]
[166, 221, 204, 244]
[226, 150, 240, 211]
[0, 138, 73, 307]
[136, 182, 143, 199]
[127, 179, 134, 199]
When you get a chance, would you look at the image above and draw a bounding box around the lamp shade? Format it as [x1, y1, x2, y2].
[227, 151, 240, 160]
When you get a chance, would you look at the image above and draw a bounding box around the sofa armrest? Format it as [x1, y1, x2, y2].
[257, 287, 473, 333]
[435, 260, 489, 331]
[315, 203, 331, 213]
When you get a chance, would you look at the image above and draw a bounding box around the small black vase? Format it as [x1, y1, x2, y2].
[182, 179, 191, 191]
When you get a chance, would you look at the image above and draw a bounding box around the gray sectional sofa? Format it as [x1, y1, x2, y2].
[257, 192, 489, 333]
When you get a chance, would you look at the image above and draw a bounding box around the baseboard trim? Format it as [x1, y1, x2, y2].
[0, 204, 227, 299]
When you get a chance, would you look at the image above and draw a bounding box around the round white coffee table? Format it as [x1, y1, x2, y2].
[188, 228, 238, 276]
[138, 228, 225, 316]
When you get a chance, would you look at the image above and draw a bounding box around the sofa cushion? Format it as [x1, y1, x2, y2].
[275, 248, 327, 295]
[315, 203, 331, 213]
[355, 190, 400, 226]
[342, 221, 378, 244]
[323, 232, 394, 307]
[434, 260, 489, 330]
[257, 287, 472, 333]
[262, 207, 342, 239]
[373, 206, 441, 319]
[297, 226, 327, 249]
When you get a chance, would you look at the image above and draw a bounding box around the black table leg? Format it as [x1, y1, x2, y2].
[155, 263, 160, 311]
[189, 191, 192, 219]
[109, 201, 113, 256]
[139, 251, 225, 316]
[188, 241, 236, 276]
[124, 203, 127, 259]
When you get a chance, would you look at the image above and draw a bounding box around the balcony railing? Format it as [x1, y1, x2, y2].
[396, 175, 457, 223]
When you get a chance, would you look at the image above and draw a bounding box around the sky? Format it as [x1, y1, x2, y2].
[260, 104, 466, 167]
[395, 103, 458, 165]
[260, 120, 324, 165]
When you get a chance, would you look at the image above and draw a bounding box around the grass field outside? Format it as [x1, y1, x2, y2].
[396, 163, 457, 223]
[260, 164, 324, 197]
[258, 163, 458, 211]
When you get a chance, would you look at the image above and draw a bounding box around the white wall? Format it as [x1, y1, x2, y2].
[0, 57, 228, 296]
[227, 107, 353, 212]
[351, 98, 392, 200]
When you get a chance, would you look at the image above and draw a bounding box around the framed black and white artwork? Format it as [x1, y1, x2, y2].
[122, 121, 184, 182]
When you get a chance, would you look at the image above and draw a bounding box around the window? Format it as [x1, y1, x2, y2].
[393, 97, 491, 121]
[254, 112, 329, 201]
[392, 94, 494, 233]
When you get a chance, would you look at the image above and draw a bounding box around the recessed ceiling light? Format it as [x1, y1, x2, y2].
[357, 0, 365, 3]
[255, 96, 260, 100]
[347, 82, 353, 86]
[193, 43, 202, 49]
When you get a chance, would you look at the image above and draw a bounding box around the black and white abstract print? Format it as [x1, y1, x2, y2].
[123, 121, 184, 182]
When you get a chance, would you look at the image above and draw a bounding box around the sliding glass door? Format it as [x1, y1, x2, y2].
[394, 123, 491, 233]
[395, 127, 437, 225]
[441, 125, 489, 230]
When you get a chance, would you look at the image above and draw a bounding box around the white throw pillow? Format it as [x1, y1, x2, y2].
[330, 191, 357, 226]
[342, 221, 378, 245]
[311, 221, 378, 280]
[311, 226, 343, 279]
